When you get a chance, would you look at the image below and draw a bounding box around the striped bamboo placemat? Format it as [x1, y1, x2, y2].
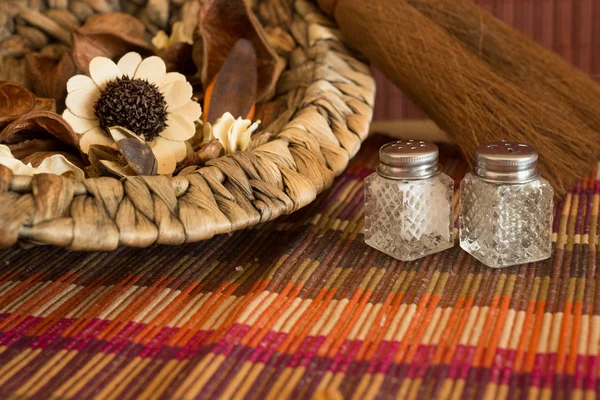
[0, 135, 597, 399]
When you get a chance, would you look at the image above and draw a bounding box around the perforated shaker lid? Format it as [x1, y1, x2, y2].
[377, 140, 441, 179]
[474, 141, 539, 183]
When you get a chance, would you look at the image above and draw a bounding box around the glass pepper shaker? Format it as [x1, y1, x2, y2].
[364, 140, 454, 261]
[459, 141, 553, 268]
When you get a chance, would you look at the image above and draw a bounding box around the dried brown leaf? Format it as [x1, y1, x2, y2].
[25, 51, 76, 111]
[200, 0, 285, 102]
[254, 96, 288, 129]
[0, 81, 36, 128]
[205, 39, 257, 123]
[72, 13, 154, 73]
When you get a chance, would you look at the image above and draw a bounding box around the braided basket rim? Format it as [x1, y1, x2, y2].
[0, 0, 375, 250]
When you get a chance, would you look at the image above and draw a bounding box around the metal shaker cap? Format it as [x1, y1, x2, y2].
[377, 140, 441, 180]
[474, 141, 539, 183]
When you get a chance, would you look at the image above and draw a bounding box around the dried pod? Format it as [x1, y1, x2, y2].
[25, 51, 76, 111]
[34, 98, 56, 113]
[88, 144, 135, 177]
[22, 151, 84, 169]
[72, 13, 154, 73]
[108, 126, 157, 176]
[204, 39, 257, 124]
[8, 139, 69, 159]
[0, 81, 36, 128]
[182, 139, 223, 167]
[200, 0, 285, 101]
[0, 110, 80, 151]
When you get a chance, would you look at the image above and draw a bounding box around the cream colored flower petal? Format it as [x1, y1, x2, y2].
[0, 157, 36, 175]
[79, 127, 114, 154]
[227, 118, 252, 154]
[153, 136, 187, 162]
[170, 21, 193, 45]
[0, 145, 14, 159]
[117, 52, 142, 78]
[62, 109, 99, 134]
[65, 88, 100, 119]
[159, 72, 186, 90]
[89, 56, 122, 88]
[149, 140, 177, 175]
[134, 56, 166, 86]
[238, 121, 260, 151]
[151, 31, 170, 51]
[171, 100, 202, 122]
[37, 155, 85, 180]
[202, 122, 214, 142]
[160, 113, 196, 141]
[163, 81, 193, 111]
[211, 112, 235, 151]
[67, 75, 97, 94]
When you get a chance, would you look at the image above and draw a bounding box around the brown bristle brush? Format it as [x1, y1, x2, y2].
[317, 0, 600, 197]
[406, 0, 600, 136]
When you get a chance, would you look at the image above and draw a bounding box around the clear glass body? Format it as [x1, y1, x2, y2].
[364, 172, 454, 261]
[459, 172, 553, 268]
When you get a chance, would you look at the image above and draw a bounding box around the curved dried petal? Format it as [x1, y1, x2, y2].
[149, 140, 177, 174]
[79, 126, 113, 154]
[159, 72, 186, 89]
[117, 52, 142, 77]
[65, 87, 100, 119]
[160, 113, 195, 141]
[89, 56, 122, 88]
[210, 112, 235, 150]
[171, 100, 202, 122]
[163, 81, 193, 111]
[154, 136, 187, 162]
[134, 56, 166, 86]
[67, 75, 97, 94]
[63, 109, 99, 134]
[37, 154, 85, 180]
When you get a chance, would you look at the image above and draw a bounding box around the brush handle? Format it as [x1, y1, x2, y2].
[370, 120, 454, 144]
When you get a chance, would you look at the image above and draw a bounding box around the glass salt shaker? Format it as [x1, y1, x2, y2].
[364, 140, 454, 261]
[459, 141, 553, 268]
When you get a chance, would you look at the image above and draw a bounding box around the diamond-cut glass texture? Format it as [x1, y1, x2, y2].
[459, 173, 553, 268]
[364, 173, 454, 261]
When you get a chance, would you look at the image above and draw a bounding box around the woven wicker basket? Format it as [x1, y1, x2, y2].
[0, 0, 374, 250]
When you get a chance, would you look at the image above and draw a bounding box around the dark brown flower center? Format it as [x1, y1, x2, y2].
[94, 76, 168, 140]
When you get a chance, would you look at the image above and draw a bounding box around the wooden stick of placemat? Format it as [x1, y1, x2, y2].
[317, 0, 600, 196]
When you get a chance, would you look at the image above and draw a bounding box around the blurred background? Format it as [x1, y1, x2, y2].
[372, 0, 600, 120]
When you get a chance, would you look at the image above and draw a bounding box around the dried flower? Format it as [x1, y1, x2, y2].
[0, 144, 84, 180]
[203, 112, 260, 154]
[62, 52, 202, 175]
